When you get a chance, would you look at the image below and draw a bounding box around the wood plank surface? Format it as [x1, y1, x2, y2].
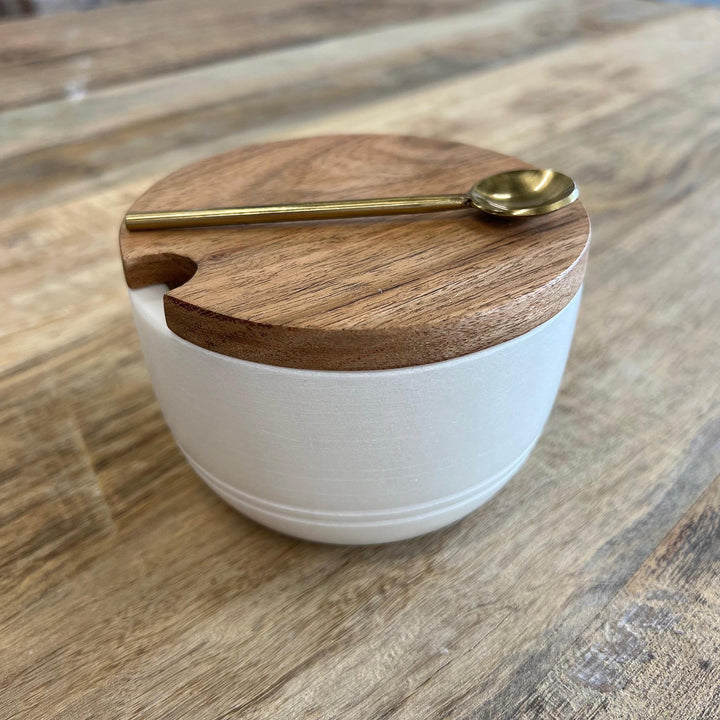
[514, 469, 720, 718]
[0, 0, 675, 111]
[0, 0, 484, 109]
[0, 0, 680, 213]
[1, 0, 719, 718]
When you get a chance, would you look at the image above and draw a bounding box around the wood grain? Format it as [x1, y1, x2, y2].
[0, 0, 484, 110]
[120, 135, 590, 370]
[0, 0, 678, 112]
[0, 0, 676, 194]
[513, 469, 720, 718]
[0, 0, 679, 163]
[2, 1, 720, 718]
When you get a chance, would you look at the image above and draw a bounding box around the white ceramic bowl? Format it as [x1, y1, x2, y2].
[130, 284, 581, 544]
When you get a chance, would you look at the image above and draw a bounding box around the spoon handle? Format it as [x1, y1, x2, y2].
[124, 194, 471, 231]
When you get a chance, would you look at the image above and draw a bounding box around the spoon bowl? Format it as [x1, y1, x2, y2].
[470, 169, 578, 217]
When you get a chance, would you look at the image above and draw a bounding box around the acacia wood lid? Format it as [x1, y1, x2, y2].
[120, 134, 590, 371]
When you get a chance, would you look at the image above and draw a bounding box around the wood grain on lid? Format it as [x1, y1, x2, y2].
[119, 134, 590, 370]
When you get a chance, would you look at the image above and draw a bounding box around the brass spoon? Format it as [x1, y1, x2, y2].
[124, 169, 578, 231]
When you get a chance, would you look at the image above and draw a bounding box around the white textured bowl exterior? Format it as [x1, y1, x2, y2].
[129, 285, 581, 544]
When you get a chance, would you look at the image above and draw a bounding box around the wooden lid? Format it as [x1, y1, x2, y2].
[120, 135, 590, 371]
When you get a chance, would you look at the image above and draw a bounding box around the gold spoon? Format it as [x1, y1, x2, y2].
[124, 169, 578, 231]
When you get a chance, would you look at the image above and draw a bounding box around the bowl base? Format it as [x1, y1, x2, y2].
[180, 438, 538, 544]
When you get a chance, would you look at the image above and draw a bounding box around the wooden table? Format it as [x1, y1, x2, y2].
[2, 1, 720, 717]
